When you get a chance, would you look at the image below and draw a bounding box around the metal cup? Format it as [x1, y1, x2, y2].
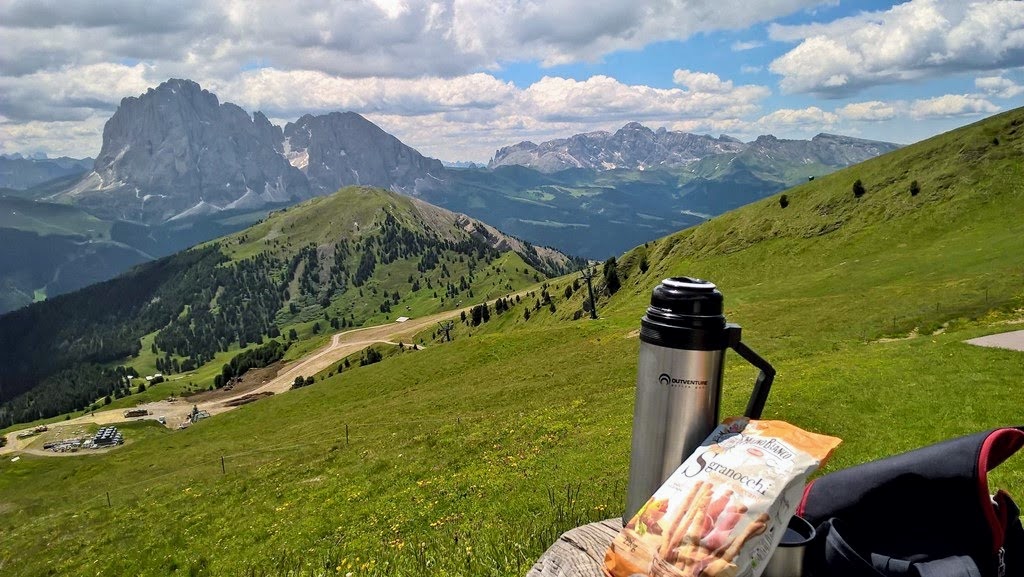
[763, 515, 815, 577]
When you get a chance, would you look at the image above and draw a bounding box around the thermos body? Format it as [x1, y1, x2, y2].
[625, 343, 725, 521]
[623, 277, 776, 523]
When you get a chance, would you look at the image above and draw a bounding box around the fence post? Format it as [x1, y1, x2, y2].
[221, 456, 226, 474]
[106, 491, 111, 507]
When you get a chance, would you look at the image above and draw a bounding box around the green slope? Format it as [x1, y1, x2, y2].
[1, 110, 1022, 576]
[0, 186, 570, 428]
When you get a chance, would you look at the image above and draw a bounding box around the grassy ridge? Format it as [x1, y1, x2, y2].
[0, 109, 1022, 576]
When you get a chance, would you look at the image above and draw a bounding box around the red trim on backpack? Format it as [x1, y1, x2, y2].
[977, 428, 1024, 553]
[797, 478, 816, 518]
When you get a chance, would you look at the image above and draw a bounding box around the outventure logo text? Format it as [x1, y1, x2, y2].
[658, 373, 707, 388]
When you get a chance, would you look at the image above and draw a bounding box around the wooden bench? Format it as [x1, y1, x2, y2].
[526, 518, 623, 577]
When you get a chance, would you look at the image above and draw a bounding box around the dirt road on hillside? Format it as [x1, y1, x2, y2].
[0, 300, 500, 457]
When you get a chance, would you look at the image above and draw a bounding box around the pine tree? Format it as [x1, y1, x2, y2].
[603, 257, 621, 295]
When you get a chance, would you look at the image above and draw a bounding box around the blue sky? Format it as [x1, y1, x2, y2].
[1, 0, 1022, 160]
[485, 0, 1021, 147]
[491, 4, 854, 89]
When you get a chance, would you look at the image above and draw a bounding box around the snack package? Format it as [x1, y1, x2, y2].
[605, 417, 841, 577]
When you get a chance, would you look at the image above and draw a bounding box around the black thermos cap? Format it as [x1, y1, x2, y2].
[641, 277, 734, 350]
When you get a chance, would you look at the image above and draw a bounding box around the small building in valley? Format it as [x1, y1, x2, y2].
[91, 426, 123, 447]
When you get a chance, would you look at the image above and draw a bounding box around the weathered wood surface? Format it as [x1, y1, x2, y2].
[526, 518, 623, 577]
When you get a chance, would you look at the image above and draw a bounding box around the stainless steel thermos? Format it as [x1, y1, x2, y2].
[624, 277, 776, 521]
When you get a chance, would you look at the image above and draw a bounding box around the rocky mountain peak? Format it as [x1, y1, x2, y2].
[618, 121, 652, 132]
[52, 78, 310, 223]
[282, 111, 444, 196]
[158, 77, 202, 92]
[50, 80, 447, 224]
[488, 122, 899, 173]
[489, 122, 747, 172]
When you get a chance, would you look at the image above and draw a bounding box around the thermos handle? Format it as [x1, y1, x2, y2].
[731, 341, 776, 419]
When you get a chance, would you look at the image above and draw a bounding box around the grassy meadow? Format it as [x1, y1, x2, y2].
[1, 109, 1023, 576]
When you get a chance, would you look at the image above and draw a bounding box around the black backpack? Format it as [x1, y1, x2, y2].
[798, 427, 1024, 577]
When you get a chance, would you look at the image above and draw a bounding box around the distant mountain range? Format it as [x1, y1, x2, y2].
[44, 79, 897, 234]
[0, 154, 92, 191]
[422, 128, 899, 258]
[488, 122, 898, 173]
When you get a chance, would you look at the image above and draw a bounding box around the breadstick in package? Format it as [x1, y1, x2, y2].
[606, 417, 841, 577]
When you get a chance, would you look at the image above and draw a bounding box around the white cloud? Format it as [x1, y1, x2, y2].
[214, 68, 770, 127]
[837, 100, 898, 122]
[0, 116, 108, 159]
[0, 0, 1009, 160]
[0, 64, 772, 159]
[448, 0, 826, 67]
[370, 72, 770, 158]
[516, 74, 769, 124]
[769, 0, 1024, 96]
[210, 69, 517, 117]
[368, 0, 411, 20]
[0, 0, 826, 79]
[669, 118, 748, 135]
[731, 40, 764, 51]
[0, 0, 829, 158]
[909, 94, 1000, 119]
[756, 106, 838, 130]
[975, 75, 1024, 99]
[363, 111, 580, 162]
[672, 69, 736, 93]
[0, 62, 157, 122]
[393, 72, 770, 159]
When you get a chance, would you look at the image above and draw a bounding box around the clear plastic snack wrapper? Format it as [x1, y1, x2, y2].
[605, 417, 841, 577]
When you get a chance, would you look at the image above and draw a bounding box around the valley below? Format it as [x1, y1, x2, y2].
[0, 300, 512, 454]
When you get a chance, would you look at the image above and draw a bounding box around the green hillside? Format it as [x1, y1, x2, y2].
[1, 109, 1022, 576]
[0, 187, 571, 428]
